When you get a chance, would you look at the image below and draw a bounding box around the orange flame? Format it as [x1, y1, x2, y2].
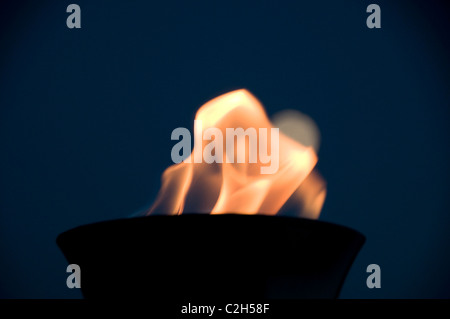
[146, 89, 326, 218]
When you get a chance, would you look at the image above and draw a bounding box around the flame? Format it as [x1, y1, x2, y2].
[146, 89, 326, 218]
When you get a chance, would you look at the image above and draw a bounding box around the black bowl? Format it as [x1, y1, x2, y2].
[57, 214, 365, 299]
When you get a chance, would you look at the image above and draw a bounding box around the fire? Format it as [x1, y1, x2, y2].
[146, 89, 326, 218]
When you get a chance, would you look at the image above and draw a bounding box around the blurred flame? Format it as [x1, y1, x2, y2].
[146, 89, 326, 218]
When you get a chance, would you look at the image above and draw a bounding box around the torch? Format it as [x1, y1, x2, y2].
[57, 89, 365, 299]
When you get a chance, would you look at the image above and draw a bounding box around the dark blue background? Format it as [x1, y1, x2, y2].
[1, 0, 449, 298]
